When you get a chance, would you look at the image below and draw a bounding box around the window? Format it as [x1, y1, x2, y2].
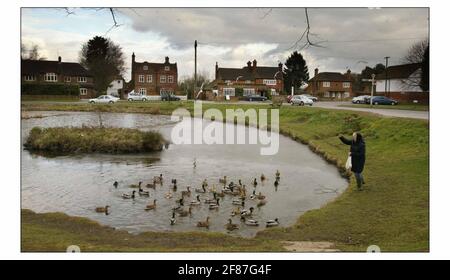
[223, 88, 235, 96]
[164, 66, 170, 71]
[138, 75, 145, 83]
[271, 89, 278, 96]
[323, 81, 330, 88]
[24, 75, 36, 81]
[80, 88, 88, 96]
[243, 88, 255, 96]
[143, 65, 148, 71]
[343, 82, 350, 88]
[139, 88, 147, 95]
[147, 75, 152, 83]
[263, 79, 277, 85]
[64, 76, 71, 83]
[160, 75, 166, 83]
[245, 80, 252, 84]
[168, 75, 174, 83]
[44, 73, 57, 82]
[78, 76, 87, 83]
[324, 92, 330, 98]
[344, 92, 350, 98]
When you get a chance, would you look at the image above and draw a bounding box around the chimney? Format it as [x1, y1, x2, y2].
[252, 59, 257, 70]
[314, 68, 319, 77]
[58, 56, 62, 63]
[247, 61, 252, 69]
[215, 62, 219, 80]
[132, 52, 135, 64]
[278, 62, 283, 71]
[165, 56, 169, 64]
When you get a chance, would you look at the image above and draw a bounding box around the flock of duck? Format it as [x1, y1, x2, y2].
[95, 170, 282, 232]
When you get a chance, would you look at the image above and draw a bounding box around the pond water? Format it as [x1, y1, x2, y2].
[21, 111, 348, 237]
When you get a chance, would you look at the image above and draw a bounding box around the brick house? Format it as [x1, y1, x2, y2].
[21, 57, 95, 98]
[375, 63, 428, 103]
[209, 60, 283, 99]
[128, 53, 178, 96]
[306, 68, 353, 99]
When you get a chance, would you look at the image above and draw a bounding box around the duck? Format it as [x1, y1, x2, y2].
[181, 187, 191, 197]
[145, 199, 157, 211]
[122, 191, 136, 199]
[196, 216, 210, 228]
[231, 207, 241, 217]
[170, 212, 176, 225]
[240, 207, 254, 217]
[95, 205, 110, 215]
[204, 193, 218, 204]
[208, 184, 217, 193]
[113, 181, 118, 188]
[274, 179, 279, 187]
[260, 174, 266, 181]
[154, 174, 163, 184]
[256, 191, 266, 200]
[202, 179, 208, 188]
[266, 218, 280, 227]
[226, 219, 239, 231]
[250, 190, 257, 200]
[138, 186, 150, 196]
[257, 199, 267, 207]
[146, 181, 156, 189]
[208, 198, 220, 210]
[275, 170, 281, 180]
[190, 195, 201, 206]
[252, 178, 258, 187]
[172, 183, 177, 192]
[238, 179, 243, 186]
[195, 185, 207, 193]
[178, 206, 192, 217]
[129, 181, 142, 189]
[232, 197, 245, 205]
[219, 176, 227, 184]
[241, 217, 259, 226]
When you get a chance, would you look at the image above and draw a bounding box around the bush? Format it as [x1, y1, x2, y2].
[24, 126, 168, 154]
[22, 83, 80, 96]
[235, 87, 244, 97]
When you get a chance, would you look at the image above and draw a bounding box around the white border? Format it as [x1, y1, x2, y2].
[2, 0, 449, 260]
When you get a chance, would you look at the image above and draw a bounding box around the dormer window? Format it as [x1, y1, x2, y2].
[164, 66, 170, 71]
[143, 65, 148, 71]
[78, 76, 87, 83]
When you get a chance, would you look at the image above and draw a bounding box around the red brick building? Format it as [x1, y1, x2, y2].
[21, 57, 95, 98]
[129, 53, 178, 96]
[306, 68, 353, 100]
[210, 59, 283, 99]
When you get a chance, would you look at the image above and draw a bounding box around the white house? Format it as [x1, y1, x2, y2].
[107, 79, 124, 97]
[376, 63, 422, 94]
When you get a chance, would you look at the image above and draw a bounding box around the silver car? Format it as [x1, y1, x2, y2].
[291, 95, 314, 106]
[89, 95, 119, 104]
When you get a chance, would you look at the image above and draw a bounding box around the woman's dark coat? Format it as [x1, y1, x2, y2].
[339, 135, 366, 173]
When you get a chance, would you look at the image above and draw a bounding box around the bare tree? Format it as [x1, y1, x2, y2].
[22, 44, 46, 60]
[288, 8, 326, 51]
[402, 39, 429, 64]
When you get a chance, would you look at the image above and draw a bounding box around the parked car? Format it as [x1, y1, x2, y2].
[161, 92, 181, 101]
[300, 94, 318, 102]
[291, 95, 313, 106]
[352, 95, 371, 104]
[89, 95, 119, 104]
[243, 95, 268, 102]
[369, 96, 399, 105]
[127, 91, 149, 102]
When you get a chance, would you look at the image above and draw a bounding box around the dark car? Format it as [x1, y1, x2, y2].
[369, 96, 398, 105]
[161, 92, 181, 101]
[243, 95, 268, 102]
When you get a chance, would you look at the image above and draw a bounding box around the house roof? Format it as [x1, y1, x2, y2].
[217, 66, 281, 81]
[310, 72, 352, 82]
[21, 59, 92, 76]
[376, 63, 421, 80]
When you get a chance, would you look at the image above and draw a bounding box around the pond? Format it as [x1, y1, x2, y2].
[21, 111, 348, 237]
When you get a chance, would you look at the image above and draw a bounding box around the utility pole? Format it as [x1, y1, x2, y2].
[384, 56, 390, 97]
[194, 40, 197, 100]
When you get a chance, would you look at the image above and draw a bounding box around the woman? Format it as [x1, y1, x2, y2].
[339, 132, 366, 190]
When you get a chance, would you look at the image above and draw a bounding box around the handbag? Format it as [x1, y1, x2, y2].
[345, 156, 352, 170]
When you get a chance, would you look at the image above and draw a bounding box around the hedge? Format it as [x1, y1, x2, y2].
[22, 83, 80, 96]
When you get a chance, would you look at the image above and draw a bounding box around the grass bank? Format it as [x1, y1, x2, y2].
[24, 126, 167, 154]
[339, 104, 429, 111]
[21, 101, 429, 252]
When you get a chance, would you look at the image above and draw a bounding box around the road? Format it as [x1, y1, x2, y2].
[22, 100, 429, 120]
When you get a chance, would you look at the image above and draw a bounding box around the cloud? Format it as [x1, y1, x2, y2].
[21, 7, 429, 80]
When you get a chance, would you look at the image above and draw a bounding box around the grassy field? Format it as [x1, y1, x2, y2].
[24, 126, 167, 154]
[21, 101, 429, 252]
[339, 103, 429, 111]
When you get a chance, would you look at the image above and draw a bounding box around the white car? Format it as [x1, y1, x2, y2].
[291, 95, 314, 106]
[89, 95, 119, 104]
[352, 95, 370, 104]
[127, 91, 149, 102]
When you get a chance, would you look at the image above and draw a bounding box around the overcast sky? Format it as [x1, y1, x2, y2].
[21, 7, 429, 80]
